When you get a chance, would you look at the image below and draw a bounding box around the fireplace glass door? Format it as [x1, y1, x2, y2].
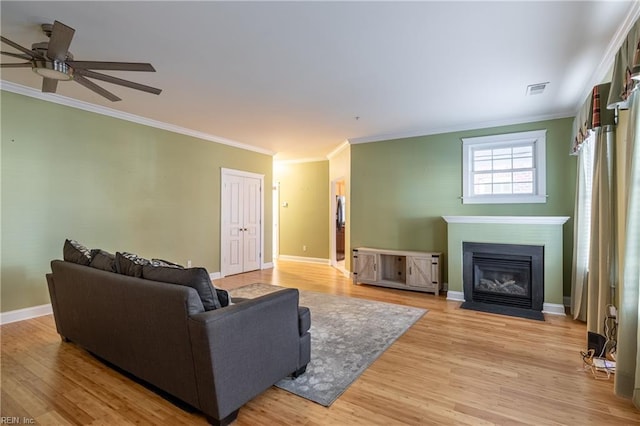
[473, 255, 532, 309]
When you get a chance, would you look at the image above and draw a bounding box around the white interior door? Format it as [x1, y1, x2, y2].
[222, 170, 263, 276]
[242, 177, 261, 272]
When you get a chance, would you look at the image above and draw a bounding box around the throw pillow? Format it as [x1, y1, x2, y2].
[150, 258, 184, 268]
[115, 252, 151, 278]
[89, 249, 116, 272]
[215, 288, 233, 307]
[141, 265, 221, 311]
[63, 239, 92, 266]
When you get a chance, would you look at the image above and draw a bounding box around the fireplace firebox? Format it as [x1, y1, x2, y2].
[461, 242, 544, 320]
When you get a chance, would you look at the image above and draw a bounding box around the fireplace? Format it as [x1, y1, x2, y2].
[462, 242, 544, 320]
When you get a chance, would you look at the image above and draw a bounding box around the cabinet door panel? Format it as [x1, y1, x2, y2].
[355, 252, 377, 282]
[407, 256, 432, 287]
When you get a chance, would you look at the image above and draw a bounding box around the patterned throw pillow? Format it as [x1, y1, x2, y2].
[150, 258, 184, 268]
[63, 239, 92, 266]
[115, 252, 151, 277]
[89, 249, 116, 272]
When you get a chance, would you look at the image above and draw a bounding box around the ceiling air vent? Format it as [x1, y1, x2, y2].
[526, 82, 549, 96]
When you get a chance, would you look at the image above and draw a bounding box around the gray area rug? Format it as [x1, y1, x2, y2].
[229, 283, 427, 406]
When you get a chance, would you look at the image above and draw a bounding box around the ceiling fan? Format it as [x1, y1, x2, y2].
[1, 20, 161, 102]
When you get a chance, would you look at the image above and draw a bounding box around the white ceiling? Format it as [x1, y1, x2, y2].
[1, 1, 637, 160]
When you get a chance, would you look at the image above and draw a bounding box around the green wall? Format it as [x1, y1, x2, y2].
[351, 118, 576, 296]
[1, 91, 273, 313]
[276, 161, 329, 259]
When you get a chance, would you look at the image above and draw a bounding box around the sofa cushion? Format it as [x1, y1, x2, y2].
[63, 239, 92, 266]
[90, 249, 116, 272]
[142, 265, 221, 311]
[115, 252, 151, 278]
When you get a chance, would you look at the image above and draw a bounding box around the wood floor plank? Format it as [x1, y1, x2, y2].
[1, 260, 639, 425]
[34, 410, 75, 426]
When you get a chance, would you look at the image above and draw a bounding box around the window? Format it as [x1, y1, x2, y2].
[461, 130, 546, 204]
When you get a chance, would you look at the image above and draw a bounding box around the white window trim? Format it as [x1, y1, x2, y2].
[461, 129, 547, 204]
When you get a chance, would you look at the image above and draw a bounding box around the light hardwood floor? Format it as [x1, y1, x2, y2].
[2, 260, 639, 425]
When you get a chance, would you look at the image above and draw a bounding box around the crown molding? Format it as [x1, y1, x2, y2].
[274, 157, 328, 164]
[0, 80, 275, 156]
[348, 111, 574, 145]
[326, 140, 350, 159]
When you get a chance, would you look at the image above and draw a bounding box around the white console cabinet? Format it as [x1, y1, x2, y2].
[352, 247, 441, 295]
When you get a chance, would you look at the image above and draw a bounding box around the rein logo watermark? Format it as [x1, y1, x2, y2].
[0, 418, 35, 425]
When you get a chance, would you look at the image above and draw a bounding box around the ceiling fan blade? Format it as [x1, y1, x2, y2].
[42, 78, 58, 93]
[74, 74, 121, 102]
[67, 61, 155, 72]
[0, 36, 42, 58]
[47, 21, 75, 61]
[76, 69, 162, 95]
[0, 62, 32, 68]
[1, 51, 32, 60]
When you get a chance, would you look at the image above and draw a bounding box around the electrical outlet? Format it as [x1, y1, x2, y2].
[187, 260, 192, 268]
[303, 245, 307, 252]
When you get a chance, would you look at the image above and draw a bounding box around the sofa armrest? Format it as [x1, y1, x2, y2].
[46, 273, 64, 338]
[188, 288, 301, 421]
[298, 306, 311, 336]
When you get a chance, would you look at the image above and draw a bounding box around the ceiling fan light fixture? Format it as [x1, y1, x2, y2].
[3, 19, 160, 101]
[32, 59, 73, 81]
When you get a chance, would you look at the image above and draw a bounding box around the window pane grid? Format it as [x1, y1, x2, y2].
[471, 144, 535, 196]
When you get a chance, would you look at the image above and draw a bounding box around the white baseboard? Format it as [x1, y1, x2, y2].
[542, 303, 566, 316]
[1, 303, 53, 325]
[446, 291, 465, 302]
[213, 263, 273, 280]
[332, 264, 350, 278]
[277, 255, 331, 265]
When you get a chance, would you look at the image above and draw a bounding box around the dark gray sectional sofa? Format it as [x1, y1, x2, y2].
[46, 243, 310, 426]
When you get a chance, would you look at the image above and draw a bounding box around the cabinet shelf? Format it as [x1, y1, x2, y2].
[352, 247, 442, 295]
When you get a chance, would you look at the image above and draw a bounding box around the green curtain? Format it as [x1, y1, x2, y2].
[608, 19, 640, 110]
[570, 83, 616, 322]
[614, 91, 640, 408]
[585, 126, 616, 335]
[607, 16, 640, 408]
[572, 83, 615, 154]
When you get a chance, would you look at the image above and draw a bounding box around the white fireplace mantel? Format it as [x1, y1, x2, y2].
[442, 216, 569, 225]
